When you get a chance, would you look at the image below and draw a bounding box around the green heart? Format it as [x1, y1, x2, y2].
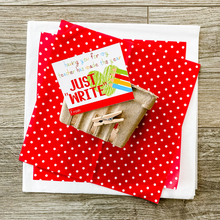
[87, 65, 118, 96]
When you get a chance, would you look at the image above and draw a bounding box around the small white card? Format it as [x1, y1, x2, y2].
[52, 43, 134, 115]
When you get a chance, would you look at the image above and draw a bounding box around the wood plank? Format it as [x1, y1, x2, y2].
[0, 54, 25, 128]
[198, 129, 220, 191]
[198, 76, 220, 128]
[0, 0, 220, 6]
[198, 70, 220, 127]
[149, 7, 220, 72]
[0, 128, 219, 219]
[0, 191, 219, 219]
[198, 128, 220, 161]
[0, 6, 147, 54]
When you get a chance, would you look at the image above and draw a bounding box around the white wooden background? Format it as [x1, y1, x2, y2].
[0, 1, 220, 219]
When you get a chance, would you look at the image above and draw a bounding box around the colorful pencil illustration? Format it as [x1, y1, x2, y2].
[109, 83, 133, 92]
[111, 73, 129, 81]
[109, 67, 132, 92]
[112, 68, 128, 76]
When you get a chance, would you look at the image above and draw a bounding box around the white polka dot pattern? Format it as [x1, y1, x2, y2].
[19, 21, 200, 204]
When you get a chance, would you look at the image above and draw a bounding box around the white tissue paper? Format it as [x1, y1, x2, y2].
[23, 21, 200, 199]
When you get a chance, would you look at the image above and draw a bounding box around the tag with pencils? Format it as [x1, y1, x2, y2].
[52, 43, 134, 114]
[109, 67, 132, 92]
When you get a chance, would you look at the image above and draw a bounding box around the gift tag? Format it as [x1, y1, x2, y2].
[52, 43, 134, 115]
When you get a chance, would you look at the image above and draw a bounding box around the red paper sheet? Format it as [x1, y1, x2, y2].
[20, 20, 200, 203]
[35, 32, 187, 188]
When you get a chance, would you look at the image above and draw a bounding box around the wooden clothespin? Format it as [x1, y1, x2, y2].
[92, 111, 124, 127]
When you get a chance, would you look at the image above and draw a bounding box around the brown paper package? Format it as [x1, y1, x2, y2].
[59, 85, 158, 148]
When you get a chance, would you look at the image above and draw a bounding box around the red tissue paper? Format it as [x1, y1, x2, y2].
[20, 20, 200, 204]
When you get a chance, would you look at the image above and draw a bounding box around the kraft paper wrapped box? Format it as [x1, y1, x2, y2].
[60, 84, 158, 148]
